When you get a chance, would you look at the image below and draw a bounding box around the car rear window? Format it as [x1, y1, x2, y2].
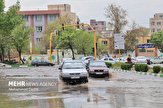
[89, 62, 106, 67]
[62, 62, 85, 69]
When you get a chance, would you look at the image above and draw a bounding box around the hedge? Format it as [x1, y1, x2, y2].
[121, 63, 132, 70]
[135, 64, 148, 72]
[153, 66, 161, 73]
[105, 62, 112, 68]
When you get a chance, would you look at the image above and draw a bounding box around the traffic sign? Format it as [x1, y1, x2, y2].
[114, 33, 125, 49]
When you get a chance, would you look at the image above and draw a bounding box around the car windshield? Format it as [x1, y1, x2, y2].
[89, 61, 106, 67]
[62, 62, 85, 69]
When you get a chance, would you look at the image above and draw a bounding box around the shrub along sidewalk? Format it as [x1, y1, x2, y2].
[106, 62, 163, 78]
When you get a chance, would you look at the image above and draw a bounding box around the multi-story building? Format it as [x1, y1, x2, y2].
[19, 4, 78, 49]
[150, 13, 163, 33]
[90, 19, 106, 33]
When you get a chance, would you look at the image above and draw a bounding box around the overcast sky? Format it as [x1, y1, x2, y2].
[5, 0, 163, 28]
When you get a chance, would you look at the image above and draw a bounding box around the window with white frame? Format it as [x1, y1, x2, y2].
[36, 26, 42, 32]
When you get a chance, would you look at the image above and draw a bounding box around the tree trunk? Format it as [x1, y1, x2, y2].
[8, 49, 11, 61]
[1, 47, 5, 62]
[69, 44, 75, 60]
[18, 51, 24, 64]
[82, 47, 86, 56]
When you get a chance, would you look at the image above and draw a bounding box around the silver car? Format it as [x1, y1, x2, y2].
[59, 60, 88, 83]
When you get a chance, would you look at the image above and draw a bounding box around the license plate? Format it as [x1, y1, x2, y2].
[96, 73, 103, 74]
[71, 76, 80, 79]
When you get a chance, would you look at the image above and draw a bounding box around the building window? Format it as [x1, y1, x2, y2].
[36, 26, 42, 32]
[22, 15, 28, 21]
[157, 22, 161, 25]
[157, 29, 161, 32]
[36, 38, 42, 43]
[151, 28, 155, 32]
[35, 15, 42, 22]
[147, 39, 150, 43]
[151, 22, 155, 25]
[49, 15, 55, 21]
[102, 41, 108, 45]
[159, 15, 163, 18]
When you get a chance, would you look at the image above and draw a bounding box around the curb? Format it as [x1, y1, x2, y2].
[111, 68, 163, 78]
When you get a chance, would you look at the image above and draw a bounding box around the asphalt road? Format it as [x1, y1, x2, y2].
[0, 66, 163, 108]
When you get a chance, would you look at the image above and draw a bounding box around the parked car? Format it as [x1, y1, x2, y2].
[114, 57, 127, 63]
[101, 57, 115, 64]
[150, 57, 163, 64]
[134, 56, 151, 64]
[31, 60, 54, 66]
[59, 60, 88, 83]
[88, 60, 109, 77]
[81, 56, 94, 68]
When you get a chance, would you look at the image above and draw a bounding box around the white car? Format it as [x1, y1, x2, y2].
[150, 57, 163, 64]
[134, 56, 150, 64]
[101, 57, 116, 64]
[59, 60, 88, 83]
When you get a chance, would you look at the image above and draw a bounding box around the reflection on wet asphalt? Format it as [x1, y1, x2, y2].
[0, 67, 163, 108]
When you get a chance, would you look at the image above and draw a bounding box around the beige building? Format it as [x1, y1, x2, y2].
[150, 13, 163, 33]
[48, 4, 78, 25]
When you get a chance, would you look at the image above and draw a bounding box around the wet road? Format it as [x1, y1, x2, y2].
[0, 67, 163, 108]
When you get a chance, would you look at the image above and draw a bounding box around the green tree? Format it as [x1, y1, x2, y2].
[97, 42, 108, 58]
[42, 14, 73, 52]
[0, 1, 22, 62]
[56, 28, 77, 59]
[74, 30, 94, 56]
[11, 23, 31, 64]
[151, 31, 163, 52]
[105, 4, 128, 33]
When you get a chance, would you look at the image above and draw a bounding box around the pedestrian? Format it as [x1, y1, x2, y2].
[127, 54, 132, 64]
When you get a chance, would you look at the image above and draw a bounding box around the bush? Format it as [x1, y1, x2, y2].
[153, 66, 161, 73]
[105, 62, 112, 68]
[161, 67, 163, 73]
[113, 62, 123, 68]
[135, 64, 148, 72]
[121, 63, 132, 70]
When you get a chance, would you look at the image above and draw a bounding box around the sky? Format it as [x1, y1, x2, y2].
[5, 0, 163, 28]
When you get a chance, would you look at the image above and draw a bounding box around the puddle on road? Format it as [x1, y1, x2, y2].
[0, 74, 163, 108]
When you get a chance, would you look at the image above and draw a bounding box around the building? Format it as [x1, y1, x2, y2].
[19, 4, 78, 50]
[150, 13, 163, 33]
[90, 19, 106, 33]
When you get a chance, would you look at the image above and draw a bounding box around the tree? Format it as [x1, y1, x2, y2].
[74, 30, 94, 56]
[97, 43, 108, 58]
[0, 1, 22, 62]
[151, 31, 163, 52]
[125, 21, 150, 51]
[42, 14, 73, 51]
[105, 4, 128, 33]
[56, 28, 77, 59]
[11, 23, 31, 64]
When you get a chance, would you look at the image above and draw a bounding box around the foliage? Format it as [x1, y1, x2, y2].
[105, 4, 128, 33]
[56, 27, 77, 59]
[97, 42, 108, 57]
[121, 63, 132, 70]
[11, 23, 32, 63]
[0, 1, 22, 62]
[125, 24, 149, 51]
[42, 14, 73, 51]
[113, 62, 123, 68]
[0, 0, 4, 13]
[161, 67, 163, 73]
[151, 31, 163, 52]
[135, 64, 148, 72]
[105, 62, 112, 68]
[74, 30, 94, 55]
[153, 66, 161, 73]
